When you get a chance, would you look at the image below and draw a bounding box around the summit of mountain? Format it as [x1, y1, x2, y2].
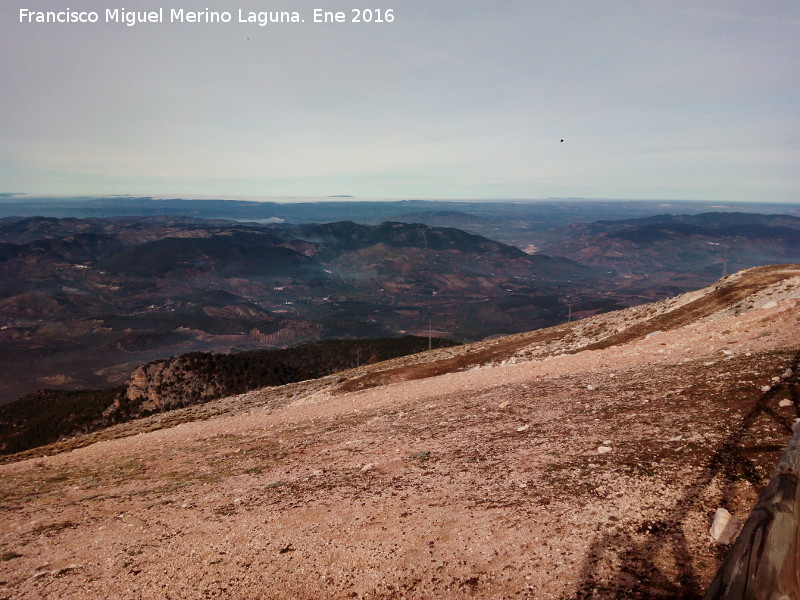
[1, 264, 798, 599]
[395, 210, 488, 229]
[277, 220, 522, 255]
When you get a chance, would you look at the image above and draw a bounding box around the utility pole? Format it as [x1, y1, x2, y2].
[721, 251, 729, 278]
[428, 318, 432, 351]
[567, 303, 573, 323]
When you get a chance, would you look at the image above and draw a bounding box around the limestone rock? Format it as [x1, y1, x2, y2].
[104, 357, 228, 420]
[710, 508, 742, 544]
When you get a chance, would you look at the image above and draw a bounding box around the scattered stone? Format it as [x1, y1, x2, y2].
[586, 384, 595, 391]
[761, 385, 771, 392]
[761, 300, 778, 309]
[779, 399, 793, 408]
[7, 266, 799, 599]
[783, 368, 794, 379]
[709, 508, 742, 544]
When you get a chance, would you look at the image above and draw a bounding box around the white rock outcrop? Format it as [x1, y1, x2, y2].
[709, 508, 742, 545]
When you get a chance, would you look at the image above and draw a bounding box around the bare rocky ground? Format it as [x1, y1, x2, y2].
[1, 264, 799, 600]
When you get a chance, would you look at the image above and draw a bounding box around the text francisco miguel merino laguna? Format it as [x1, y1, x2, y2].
[17, 7, 393, 26]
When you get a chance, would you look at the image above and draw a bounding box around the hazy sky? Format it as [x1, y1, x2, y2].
[1, 1, 798, 202]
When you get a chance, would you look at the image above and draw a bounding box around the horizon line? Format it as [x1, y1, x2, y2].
[1, 194, 796, 205]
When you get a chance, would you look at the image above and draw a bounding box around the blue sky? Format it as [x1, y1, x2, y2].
[1, 1, 798, 202]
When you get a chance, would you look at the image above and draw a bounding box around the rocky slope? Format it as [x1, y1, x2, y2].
[0, 337, 458, 454]
[107, 336, 458, 421]
[0, 264, 798, 599]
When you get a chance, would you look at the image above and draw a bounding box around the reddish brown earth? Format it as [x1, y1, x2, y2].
[1, 265, 799, 600]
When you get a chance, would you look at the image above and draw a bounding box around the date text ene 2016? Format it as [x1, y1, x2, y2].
[314, 9, 395, 23]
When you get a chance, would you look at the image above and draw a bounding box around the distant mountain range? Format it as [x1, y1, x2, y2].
[539, 212, 800, 297]
[0, 216, 598, 404]
[2, 196, 797, 233]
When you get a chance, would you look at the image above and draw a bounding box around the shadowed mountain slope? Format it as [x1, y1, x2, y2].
[100, 231, 322, 278]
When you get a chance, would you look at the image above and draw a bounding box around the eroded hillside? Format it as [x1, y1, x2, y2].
[0, 265, 798, 599]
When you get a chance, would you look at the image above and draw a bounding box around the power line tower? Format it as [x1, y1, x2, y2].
[428, 318, 432, 351]
[722, 251, 729, 278]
